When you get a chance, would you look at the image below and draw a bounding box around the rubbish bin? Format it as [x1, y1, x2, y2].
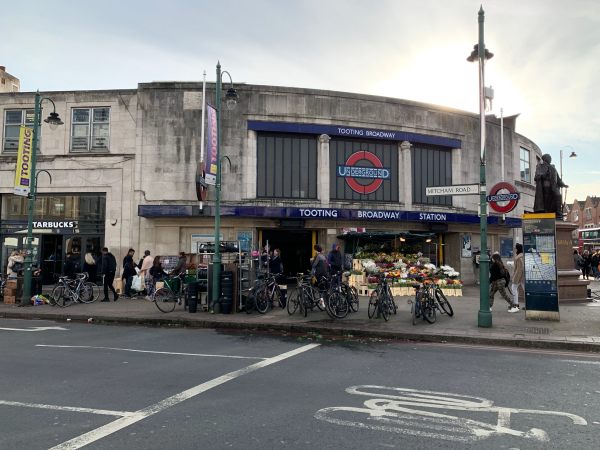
[186, 281, 201, 313]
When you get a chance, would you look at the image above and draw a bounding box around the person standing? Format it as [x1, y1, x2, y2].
[582, 250, 592, 280]
[510, 243, 524, 313]
[591, 250, 600, 280]
[122, 248, 137, 298]
[327, 243, 343, 276]
[149, 256, 168, 297]
[83, 252, 97, 283]
[140, 250, 154, 299]
[6, 250, 24, 279]
[573, 250, 584, 276]
[100, 247, 118, 302]
[489, 253, 512, 312]
[269, 249, 285, 307]
[311, 245, 328, 309]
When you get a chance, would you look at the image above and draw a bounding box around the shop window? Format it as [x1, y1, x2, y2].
[329, 138, 399, 202]
[70, 107, 110, 152]
[411, 145, 453, 206]
[3, 109, 35, 153]
[257, 134, 317, 199]
[520, 147, 531, 183]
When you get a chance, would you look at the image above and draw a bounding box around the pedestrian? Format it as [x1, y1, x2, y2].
[83, 252, 97, 283]
[170, 252, 187, 277]
[149, 256, 168, 296]
[510, 243, 524, 313]
[582, 250, 592, 280]
[327, 243, 343, 276]
[32, 265, 43, 296]
[64, 252, 77, 279]
[121, 248, 137, 298]
[260, 245, 270, 271]
[311, 245, 328, 309]
[140, 250, 154, 299]
[594, 250, 600, 280]
[6, 250, 24, 279]
[100, 247, 118, 302]
[269, 249, 286, 307]
[489, 253, 512, 312]
[573, 250, 584, 275]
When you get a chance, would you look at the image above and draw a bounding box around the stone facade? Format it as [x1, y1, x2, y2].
[0, 66, 19, 93]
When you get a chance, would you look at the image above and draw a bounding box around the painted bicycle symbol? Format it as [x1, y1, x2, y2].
[314, 385, 587, 443]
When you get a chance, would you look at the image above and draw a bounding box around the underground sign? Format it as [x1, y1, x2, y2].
[337, 150, 390, 195]
[486, 182, 520, 214]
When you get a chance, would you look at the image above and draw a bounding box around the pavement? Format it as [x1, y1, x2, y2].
[1, 281, 600, 352]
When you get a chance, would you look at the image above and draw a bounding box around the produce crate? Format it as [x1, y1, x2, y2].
[3, 295, 16, 304]
[357, 285, 374, 296]
[348, 274, 365, 287]
[441, 288, 463, 297]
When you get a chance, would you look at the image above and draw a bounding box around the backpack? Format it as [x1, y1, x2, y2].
[11, 261, 24, 272]
[502, 267, 510, 285]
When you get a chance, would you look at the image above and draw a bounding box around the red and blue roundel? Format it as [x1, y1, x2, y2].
[337, 151, 390, 194]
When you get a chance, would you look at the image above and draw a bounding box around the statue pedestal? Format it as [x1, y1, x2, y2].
[556, 221, 589, 303]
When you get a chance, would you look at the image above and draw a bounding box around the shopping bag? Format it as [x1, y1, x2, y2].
[131, 275, 143, 292]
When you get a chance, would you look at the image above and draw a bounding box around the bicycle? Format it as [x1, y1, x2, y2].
[410, 281, 437, 325]
[368, 273, 396, 321]
[323, 272, 349, 319]
[251, 273, 284, 314]
[51, 273, 99, 307]
[153, 275, 187, 313]
[432, 281, 454, 316]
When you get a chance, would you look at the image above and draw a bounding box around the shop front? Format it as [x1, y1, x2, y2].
[0, 193, 106, 283]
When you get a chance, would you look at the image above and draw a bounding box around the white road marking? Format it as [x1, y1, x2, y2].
[0, 400, 133, 417]
[49, 343, 320, 450]
[560, 359, 600, 366]
[315, 385, 587, 443]
[0, 326, 68, 332]
[36, 344, 267, 360]
[416, 342, 600, 360]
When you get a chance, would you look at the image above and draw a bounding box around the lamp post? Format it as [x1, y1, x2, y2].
[210, 62, 238, 311]
[467, 7, 494, 327]
[559, 146, 577, 219]
[20, 91, 63, 305]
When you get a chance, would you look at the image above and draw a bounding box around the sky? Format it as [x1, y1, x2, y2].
[1, 0, 598, 203]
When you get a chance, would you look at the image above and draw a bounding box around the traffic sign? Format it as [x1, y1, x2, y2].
[426, 184, 479, 196]
[487, 182, 520, 213]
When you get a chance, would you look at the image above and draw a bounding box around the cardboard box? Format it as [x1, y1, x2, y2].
[6, 280, 17, 289]
[3, 295, 16, 304]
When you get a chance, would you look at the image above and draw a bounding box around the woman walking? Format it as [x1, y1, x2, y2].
[489, 253, 513, 312]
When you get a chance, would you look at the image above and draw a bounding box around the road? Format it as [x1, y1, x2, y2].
[0, 318, 599, 449]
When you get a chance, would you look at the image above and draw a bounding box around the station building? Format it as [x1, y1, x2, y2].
[0, 81, 542, 284]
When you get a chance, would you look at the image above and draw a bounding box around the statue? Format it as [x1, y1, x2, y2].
[533, 154, 568, 218]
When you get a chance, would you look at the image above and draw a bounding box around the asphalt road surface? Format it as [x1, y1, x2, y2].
[1, 318, 599, 449]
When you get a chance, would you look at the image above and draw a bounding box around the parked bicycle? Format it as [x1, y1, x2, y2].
[153, 275, 187, 313]
[51, 273, 100, 307]
[286, 273, 325, 317]
[431, 280, 454, 316]
[410, 281, 437, 324]
[246, 272, 284, 314]
[368, 273, 397, 321]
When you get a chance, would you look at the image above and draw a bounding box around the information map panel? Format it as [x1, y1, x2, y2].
[522, 213, 558, 314]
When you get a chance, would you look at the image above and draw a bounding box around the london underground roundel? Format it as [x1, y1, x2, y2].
[486, 182, 520, 214]
[337, 151, 390, 195]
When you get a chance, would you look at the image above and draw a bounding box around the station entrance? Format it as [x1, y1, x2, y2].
[259, 229, 314, 275]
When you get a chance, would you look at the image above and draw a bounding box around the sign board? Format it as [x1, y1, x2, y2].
[14, 126, 34, 197]
[426, 184, 479, 196]
[337, 150, 391, 195]
[204, 103, 218, 186]
[522, 213, 559, 321]
[487, 182, 520, 214]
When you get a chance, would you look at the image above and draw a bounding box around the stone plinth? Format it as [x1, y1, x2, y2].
[556, 221, 589, 303]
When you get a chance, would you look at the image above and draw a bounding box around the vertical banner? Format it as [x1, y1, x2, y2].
[204, 103, 218, 186]
[522, 213, 559, 321]
[14, 125, 34, 197]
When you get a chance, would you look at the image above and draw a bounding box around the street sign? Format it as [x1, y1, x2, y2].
[487, 182, 520, 213]
[426, 184, 479, 196]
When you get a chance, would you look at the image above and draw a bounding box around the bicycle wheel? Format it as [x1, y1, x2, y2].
[435, 288, 454, 316]
[287, 289, 299, 315]
[301, 286, 311, 317]
[154, 287, 176, 313]
[79, 282, 100, 304]
[327, 291, 349, 319]
[255, 287, 270, 314]
[51, 285, 68, 307]
[343, 285, 359, 313]
[380, 296, 390, 322]
[273, 285, 284, 308]
[423, 296, 437, 324]
[245, 293, 255, 314]
[412, 292, 422, 325]
[368, 291, 379, 319]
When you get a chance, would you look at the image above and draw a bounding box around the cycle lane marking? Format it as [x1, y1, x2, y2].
[559, 359, 600, 365]
[49, 343, 320, 450]
[315, 385, 588, 443]
[0, 326, 68, 332]
[35, 344, 267, 360]
[0, 400, 133, 417]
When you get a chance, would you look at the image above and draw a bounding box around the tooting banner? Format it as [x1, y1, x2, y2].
[14, 126, 34, 197]
[204, 103, 218, 186]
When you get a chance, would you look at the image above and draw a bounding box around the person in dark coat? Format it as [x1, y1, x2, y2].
[64, 252, 77, 279]
[582, 250, 592, 280]
[327, 243, 343, 276]
[100, 247, 118, 302]
[489, 253, 512, 311]
[122, 248, 137, 298]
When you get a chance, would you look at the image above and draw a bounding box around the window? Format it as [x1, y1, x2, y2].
[520, 147, 531, 183]
[412, 145, 453, 206]
[585, 208, 592, 221]
[71, 107, 110, 152]
[3, 109, 34, 152]
[257, 134, 317, 199]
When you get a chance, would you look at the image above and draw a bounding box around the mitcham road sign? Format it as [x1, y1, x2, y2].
[426, 184, 480, 196]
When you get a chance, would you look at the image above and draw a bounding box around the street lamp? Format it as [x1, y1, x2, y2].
[467, 7, 494, 327]
[210, 62, 238, 312]
[559, 146, 577, 219]
[20, 91, 63, 305]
